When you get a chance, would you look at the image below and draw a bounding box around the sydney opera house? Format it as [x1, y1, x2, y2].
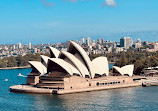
[10, 41, 144, 94]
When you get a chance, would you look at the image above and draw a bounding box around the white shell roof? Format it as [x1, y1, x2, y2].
[68, 41, 95, 78]
[112, 65, 134, 77]
[112, 66, 123, 75]
[92, 57, 109, 78]
[28, 61, 47, 75]
[28, 41, 135, 79]
[48, 58, 81, 76]
[60, 51, 90, 78]
[40, 55, 50, 65]
[122, 65, 134, 77]
[49, 46, 60, 58]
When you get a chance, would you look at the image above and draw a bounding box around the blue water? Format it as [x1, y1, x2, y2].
[0, 66, 158, 111]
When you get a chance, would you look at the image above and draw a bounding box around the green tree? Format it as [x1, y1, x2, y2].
[134, 60, 144, 74]
[115, 52, 128, 67]
[16, 55, 28, 66]
[7, 56, 17, 67]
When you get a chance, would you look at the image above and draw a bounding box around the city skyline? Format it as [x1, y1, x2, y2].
[1, 36, 158, 59]
[0, 0, 158, 44]
[0, 36, 141, 45]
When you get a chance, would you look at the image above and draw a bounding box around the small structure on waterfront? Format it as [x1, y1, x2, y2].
[143, 66, 158, 77]
[10, 41, 144, 94]
[112, 65, 134, 77]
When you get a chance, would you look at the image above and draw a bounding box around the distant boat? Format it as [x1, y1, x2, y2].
[17, 73, 27, 77]
[142, 80, 158, 87]
[5, 79, 8, 81]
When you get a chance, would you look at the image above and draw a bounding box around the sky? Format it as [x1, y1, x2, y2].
[0, 0, 158, 44]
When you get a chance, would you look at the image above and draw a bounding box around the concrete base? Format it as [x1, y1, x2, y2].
[10, 85, 53, 94]
[53, 83, 142, 94]
[10, 83, 142, 94]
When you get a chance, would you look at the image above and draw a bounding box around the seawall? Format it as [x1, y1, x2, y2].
[10, 82, 142, 95]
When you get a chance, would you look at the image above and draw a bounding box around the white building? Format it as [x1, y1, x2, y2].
[97, 38, 102, 44]
[81, 38, 85, 44]
[17, 43, 22, 49]
[137, 38, 141, 44]
[86, 37, 91, 46]
[11, 41, 137, 95]
[13, 45, 16, 50]
[28, 42, 31, 49]
[120, 37, 133, 49]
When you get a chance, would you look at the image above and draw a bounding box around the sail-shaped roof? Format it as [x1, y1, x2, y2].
[28, 61, 47, 75]
[112, 65, 134, 77]
[122, 65, 134, 77]
[92, 57, 109, 78]
[59, 51, 90, 78]
[41, 55, 50, 67]
[48, 58, 81, 76]
[112, 66, 123, 75]
[49, 46, 60, 58]
[67, 41, 95, 78]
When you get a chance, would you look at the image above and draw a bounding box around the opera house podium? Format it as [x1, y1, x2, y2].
[10, 41, 144, 94]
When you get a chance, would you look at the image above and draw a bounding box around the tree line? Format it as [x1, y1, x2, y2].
[114, 51, 158, 74]
[90, 51, 158, 75]
[0, 53, 41, 68]
[1, 50, 158, 75]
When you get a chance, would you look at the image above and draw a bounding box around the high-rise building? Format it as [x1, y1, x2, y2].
[17, 43, 22, 49]
[92, 40, 95, 43]
[120, 37, 133, 49]
[12, 45, 16, 50]
[86, 37, 91, 46]
[81, 38, 85, 44]
[33, 48, 37, 53]
[97, 44, 102, 50]
[28, 42, 31, 49]
[153, 43, 158, 51]
[97, 38, 102, 44]
[137, 38, 141, 44]
[33, 48, 40, 53]
[134, 38, 142, 48]
[101, 39, 104, 44]
[134, 43, 141, 49]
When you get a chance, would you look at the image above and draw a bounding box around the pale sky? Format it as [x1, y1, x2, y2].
[0, 0, 158, 44]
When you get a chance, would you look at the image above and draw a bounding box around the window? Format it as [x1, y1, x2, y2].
[101, 83, 104, 85]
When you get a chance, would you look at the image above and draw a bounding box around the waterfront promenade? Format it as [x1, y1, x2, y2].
[10, 75, 144, 95]
[10, 82, 142, 94]
[10, 85, 53, 94]
[10, 76, 158, 95]
[0, 66, 30, 70]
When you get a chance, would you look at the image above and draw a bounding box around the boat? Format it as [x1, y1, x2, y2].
[142, 80, 158, 87]
[17, 73, 27, 77]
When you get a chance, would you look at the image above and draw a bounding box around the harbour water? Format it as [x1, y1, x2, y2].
[0, 65, 158, 111]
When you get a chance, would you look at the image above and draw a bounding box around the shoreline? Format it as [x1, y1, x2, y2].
[10, 82, 142, 95]
[0, 66, 31, 70]
[108, 61, 115, 64]
[10, 76, 158, 95]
